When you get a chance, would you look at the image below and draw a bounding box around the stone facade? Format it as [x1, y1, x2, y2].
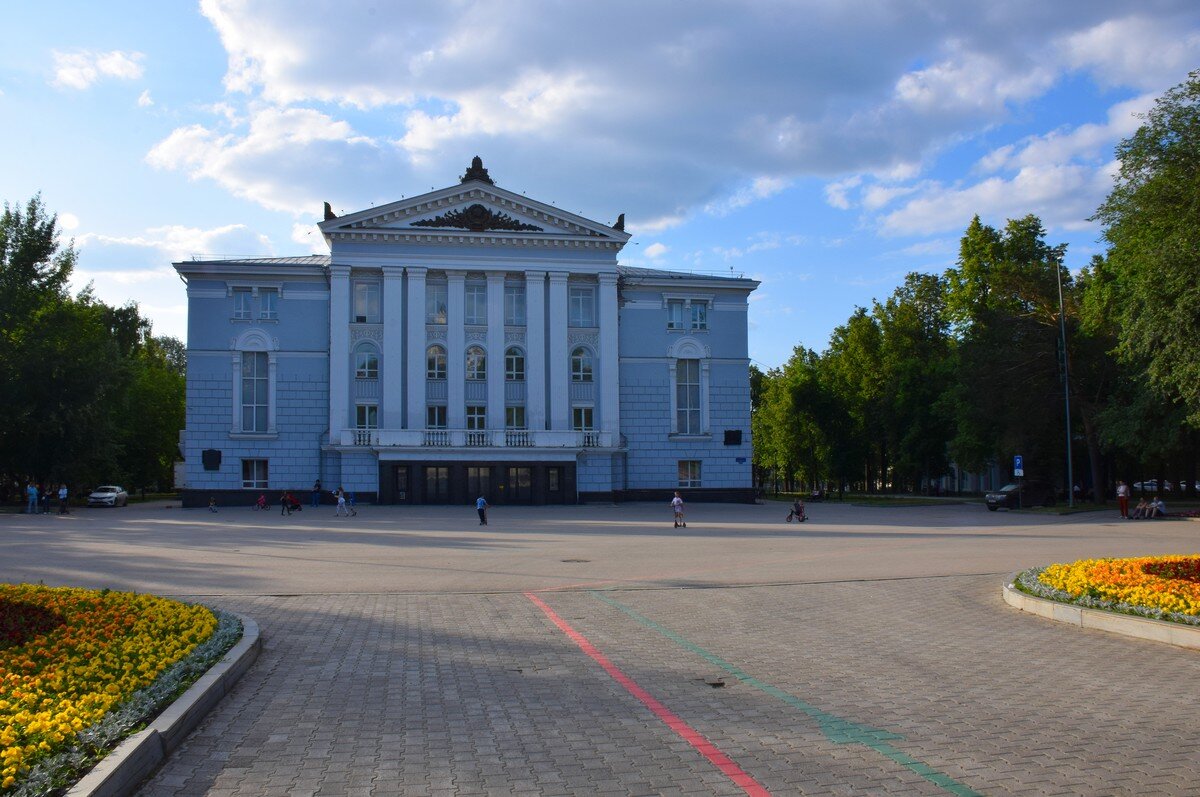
[175, 161, 758, 506]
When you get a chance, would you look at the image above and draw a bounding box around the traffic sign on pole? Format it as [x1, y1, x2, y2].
[1014, 454, 1024, 477]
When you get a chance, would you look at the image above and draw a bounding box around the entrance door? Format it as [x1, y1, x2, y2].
[506, 467, 532, 503]
[424, 466, 450, 503]
[393, 466, 409, 503]
[467, 466, 490, 501]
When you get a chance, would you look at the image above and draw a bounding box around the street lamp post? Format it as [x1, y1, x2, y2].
[1056, 265, 1074, 508]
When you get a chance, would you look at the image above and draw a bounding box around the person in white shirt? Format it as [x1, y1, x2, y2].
[671, 492, 686, 528]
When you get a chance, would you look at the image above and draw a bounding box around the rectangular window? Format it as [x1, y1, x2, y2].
[242, 459, 268, 489]
[568, 286, 595, 327]
[505, 406, 526, 429]
[426, 283, 448, 324]
[689, 300, 708, 330]
[467, 466, 490, 499]
[678, 460, 702, 488]
[464, 283, 487, 325]
[424, 466, 450, 502]
[548, 467, 561, 492]
[259, 288, 278, 320]
[572, 406, 594, 431]
[426, 405, 447, 429]
[353, 282, 380, 323]
[676, 358, 701, 434]
[504, 284, 526, 325]
[355, 404, 378, 429]
[233, 288, 253, 320]
[241, 351, 269, 432]
[667, 299, 685, 330]
[355, 350, 379, 379]
[466, 405, 486, 430]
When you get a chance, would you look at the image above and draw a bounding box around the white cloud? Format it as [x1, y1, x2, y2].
[77, 223, 273, 263]
[52, 50, 144, 90]
[704, 176, 790, 216]
[1062, 16, 1200, 90]
[137, 90, 154, 107]
[643, 242, 669, 259]
[824, 176, 862, 210]
[58, 212, 79, 231]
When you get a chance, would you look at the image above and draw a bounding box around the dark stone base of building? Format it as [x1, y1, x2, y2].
[181, 490, 374, 509]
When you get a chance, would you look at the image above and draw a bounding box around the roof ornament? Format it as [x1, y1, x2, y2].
[613, 213, 625, 231]
[324, 202, 337, 221]
[460, 155, 495, 185]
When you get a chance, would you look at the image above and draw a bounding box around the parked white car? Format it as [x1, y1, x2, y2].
[87, 486, 129, 507]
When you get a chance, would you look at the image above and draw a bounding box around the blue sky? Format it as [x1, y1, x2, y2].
[4, 1, 1199, 369]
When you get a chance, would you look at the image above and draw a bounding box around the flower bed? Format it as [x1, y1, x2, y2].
[0, 584, 231, 795]
[1015, 555, 1200, 626]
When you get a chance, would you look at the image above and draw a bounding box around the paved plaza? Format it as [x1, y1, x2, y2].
[4, 499, 1200, 795]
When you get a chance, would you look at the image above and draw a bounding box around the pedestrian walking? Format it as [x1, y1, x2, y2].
[281, 491, 292, 515]
[40, 487, 51, 515]
[671, 491, 686, 528]
[348, 491, 358, 516]
[1116, 480, 1130, 519]
[25, 482, 38, 515]
[58, 484, 68, 514]
[476, 495, 488, 525]
[335, 487, 350, 517]
[311, 479, 322, 508]
[208, 496, 218, 513]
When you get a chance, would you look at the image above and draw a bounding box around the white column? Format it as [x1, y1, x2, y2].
[548, 271, 569, 431]
[598, 271, 620, 439]
[405, 267, 427, 430]
[447, 270, 466, 429]
[329, 266, 351, 442]
[525, 270, 547, 431]
[486, 271, 506, 432]
[382, 268, 404, 431]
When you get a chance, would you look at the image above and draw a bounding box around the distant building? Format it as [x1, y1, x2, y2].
[175, 158, 758, 506]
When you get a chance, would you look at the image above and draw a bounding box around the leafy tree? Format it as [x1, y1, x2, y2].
[1094, 69, 1200, 426]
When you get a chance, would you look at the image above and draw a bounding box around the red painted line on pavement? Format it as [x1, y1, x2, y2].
[524, 591, 771, 797]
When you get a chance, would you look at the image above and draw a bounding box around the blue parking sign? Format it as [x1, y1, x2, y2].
[1014, 454, 1024, 477]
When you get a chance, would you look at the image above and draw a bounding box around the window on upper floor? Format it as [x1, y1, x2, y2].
[259, 288, 278, 320]
[465, 283, 487, 325]
[426, 405, 447, 429]
[505, 347, 525, 381]
[233, 288, 253, 320]
[504, 285, 526, 326]
[426, 283, 448, 324]
[570, 347, 593, 382]
[426, 345, 447, 380]
[355, 348, 379, 380]
[667, 298, 709, 330]
[572, 406, 594, 431]
[241, 351, 269, 432]
[505, 406, 526, 430]
[675, 358, 701, 434]
[568, 286, 595, 327]
[465, 346, 486, 381]
[355, 404, 378, 429]
[354, 282, 380, 323]
[466, 405, 486, 430]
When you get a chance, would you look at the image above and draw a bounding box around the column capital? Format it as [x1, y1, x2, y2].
[548, 271, 569, 284]
[330, 264, 352, 278]
[447, 270, 467, 283]
[382, 267, 405, 282]
[405, 265, 428, 277]
[598, 271, 618, 286]
[525, 269, 547, 281]
[485, 270, 506, 284]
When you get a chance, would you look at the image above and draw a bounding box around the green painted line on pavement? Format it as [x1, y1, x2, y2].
[589, 590, 980, 797]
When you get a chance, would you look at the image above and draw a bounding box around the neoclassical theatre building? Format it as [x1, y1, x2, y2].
[176, 159, 758, 506]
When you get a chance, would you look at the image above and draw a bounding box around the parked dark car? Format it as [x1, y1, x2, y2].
[985, 481, 1056, 510]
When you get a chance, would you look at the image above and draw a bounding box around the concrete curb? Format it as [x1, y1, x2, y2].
[67, 613, 262, 797]
[1002, 578, 1200, 650]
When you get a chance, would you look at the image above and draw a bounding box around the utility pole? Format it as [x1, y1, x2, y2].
[1056, 265, 1074, 508]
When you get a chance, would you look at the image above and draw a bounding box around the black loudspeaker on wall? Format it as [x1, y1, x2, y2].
[201, 449, 222, 471]
[723, 430, 742, 446]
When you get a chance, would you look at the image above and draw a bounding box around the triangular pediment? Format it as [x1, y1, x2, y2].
[318, 171, 630, 246]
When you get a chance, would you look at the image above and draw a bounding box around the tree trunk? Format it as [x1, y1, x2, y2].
[1080, 411, 1105, 504]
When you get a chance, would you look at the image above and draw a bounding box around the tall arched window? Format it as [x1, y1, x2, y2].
[466, 346, 487, 381]
[355, 344, 379, 379]
[505, 347, 525, 381]
[570, 347, 593, 382]
[426, 345, 446, 380]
